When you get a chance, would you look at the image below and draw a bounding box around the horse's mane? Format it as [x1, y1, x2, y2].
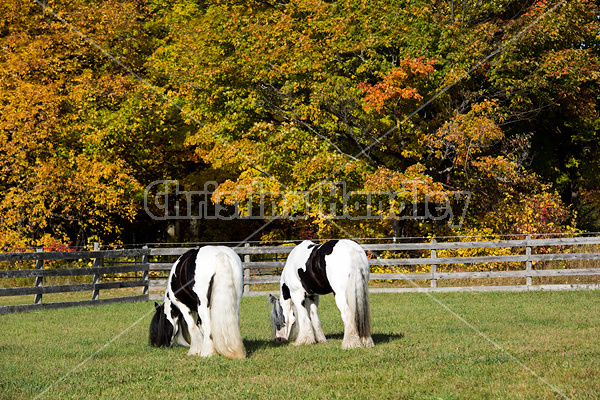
[269, 295, 286, 331]
[149, 302, 173, 347]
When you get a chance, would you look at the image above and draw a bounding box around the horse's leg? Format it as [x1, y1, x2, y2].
[307, 296, 327, 343]
[292, 293, 316, 345]
[197, 300, 216, 357]
[333, 293, 362, 349]
[174, 318, 191, 347]
[178, 305, 203, 356]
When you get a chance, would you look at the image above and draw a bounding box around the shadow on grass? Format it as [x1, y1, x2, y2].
[373, 332, 404, 343]
[243, 339, 288, 356]
[244, 331, 404, 356]
[325, 332, 404, 344]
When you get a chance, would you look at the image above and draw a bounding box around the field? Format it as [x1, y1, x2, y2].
[1, 291, 599, 399]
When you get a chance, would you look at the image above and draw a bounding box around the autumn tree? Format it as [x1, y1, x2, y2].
[0, 0, 182, 248]
[148, 0, 598, 239]
[2, 0, 598, 248]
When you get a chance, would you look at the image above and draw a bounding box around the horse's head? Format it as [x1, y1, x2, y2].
[269, 294, 295, 343]
[149, 302, 176, 347]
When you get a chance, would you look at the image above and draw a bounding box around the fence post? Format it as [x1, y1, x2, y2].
[526, 235, 532, 289]
[34, 248, 44, 304]
[92, 242, 101, 301]
[142, 245, 149, 296]
[244, 243, 250, 295]
[430, 238, 437, 289]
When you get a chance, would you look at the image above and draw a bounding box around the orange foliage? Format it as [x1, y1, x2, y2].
[359, 57, 436, 114]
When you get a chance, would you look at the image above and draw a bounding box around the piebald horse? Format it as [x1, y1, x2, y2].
[270, 239, 374, 349]
[149, 246, 246, 359]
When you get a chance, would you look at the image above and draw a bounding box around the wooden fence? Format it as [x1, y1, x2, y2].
[1, 236, 600, 314]
[0, 243, 150, 314]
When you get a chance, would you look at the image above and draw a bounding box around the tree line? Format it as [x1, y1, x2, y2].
[1, 0, 598, 249]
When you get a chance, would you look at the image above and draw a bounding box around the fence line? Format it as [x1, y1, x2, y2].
[1, 236, 600, 313]
[0, 248, 149, 315]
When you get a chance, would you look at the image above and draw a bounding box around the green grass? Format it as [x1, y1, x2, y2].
[1, 291, 599, 399]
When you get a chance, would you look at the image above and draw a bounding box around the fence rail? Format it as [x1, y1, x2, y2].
[1, 236, 600, 313]
[0, 243, 150, 314]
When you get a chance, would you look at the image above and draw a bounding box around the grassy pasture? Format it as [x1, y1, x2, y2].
[1, 291, 599, 399]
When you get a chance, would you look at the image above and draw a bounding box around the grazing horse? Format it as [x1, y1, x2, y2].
[149, 246, 246, 359]
[269, 239, 374, 349]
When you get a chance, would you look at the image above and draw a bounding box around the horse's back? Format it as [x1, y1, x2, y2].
[313, 239, 367, 272]
[285, 239, 366, 269]
[322, 240, 368, 289]
[197, 246, 241, 265]
[282, 240, 368, 294]
[195, 246, 242, 279]
[332, 239, 369, 270]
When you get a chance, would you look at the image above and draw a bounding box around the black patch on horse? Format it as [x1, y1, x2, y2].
[301, 294, 317, 308]
[281, 283, 291, 300]
[170, 303, 182, 320]
[170, 248, 200, 313]
[298, 240, 338, 295]
[206, 273, 215, 309]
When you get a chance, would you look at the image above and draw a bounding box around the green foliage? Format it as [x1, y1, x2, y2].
[1, 0, 599, 246]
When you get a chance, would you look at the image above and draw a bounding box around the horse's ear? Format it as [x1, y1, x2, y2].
[154, 302, 160, 310]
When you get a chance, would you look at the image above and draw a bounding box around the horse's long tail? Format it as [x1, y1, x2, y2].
[347, 247, 374, 347]
[210, 253, 246, 359]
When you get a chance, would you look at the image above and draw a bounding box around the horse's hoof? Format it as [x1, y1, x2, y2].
[362, 337, 375, 347]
